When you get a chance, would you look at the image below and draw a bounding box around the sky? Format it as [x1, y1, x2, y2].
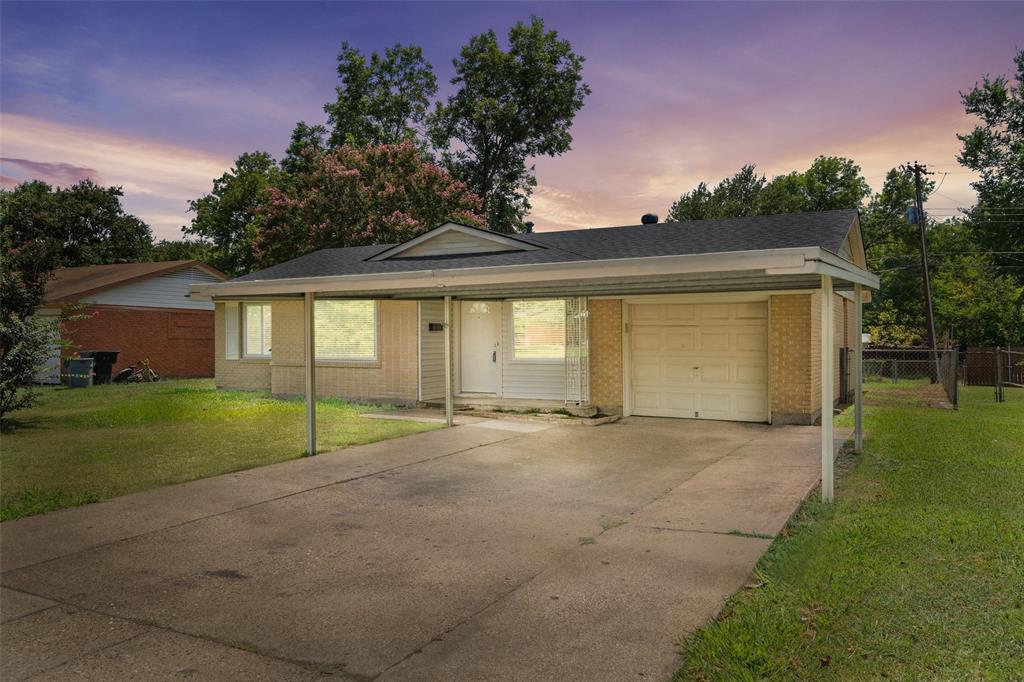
[1, 1, 1022, 240]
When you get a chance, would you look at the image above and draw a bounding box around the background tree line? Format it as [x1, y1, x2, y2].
[662, 50, 1023, 348]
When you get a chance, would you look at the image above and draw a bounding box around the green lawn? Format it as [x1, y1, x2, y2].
[0, 380, 440, 522]
[676, 385, 1024, 680]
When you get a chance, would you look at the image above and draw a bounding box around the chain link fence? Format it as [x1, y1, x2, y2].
[860, 348, 960, 409]
[851, 346, 1024, 409]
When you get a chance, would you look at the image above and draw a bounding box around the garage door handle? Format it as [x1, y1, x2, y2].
[492, 350, 497, 363]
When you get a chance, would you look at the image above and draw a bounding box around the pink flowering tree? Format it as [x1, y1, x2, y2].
[253, 141, 484, 268]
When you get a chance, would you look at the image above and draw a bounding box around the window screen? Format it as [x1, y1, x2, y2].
[512, 300, 565, 360]
[243, 303, 272, 357]
[224, 302, 240, 360]
[315, 300, 377, 360]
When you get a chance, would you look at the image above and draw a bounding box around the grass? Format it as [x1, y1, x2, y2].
[675, 384, 1024, 680]
[0, 380, 440, 522]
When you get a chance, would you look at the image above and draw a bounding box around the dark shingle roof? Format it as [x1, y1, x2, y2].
[235, 209, 859, 282]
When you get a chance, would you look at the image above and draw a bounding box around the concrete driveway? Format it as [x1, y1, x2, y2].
[1, 417, 849, 681]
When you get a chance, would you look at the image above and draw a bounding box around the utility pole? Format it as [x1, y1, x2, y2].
[902, 161, 939, 380]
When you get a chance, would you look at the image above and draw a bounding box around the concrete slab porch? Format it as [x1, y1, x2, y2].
[0, 417, 850, 681]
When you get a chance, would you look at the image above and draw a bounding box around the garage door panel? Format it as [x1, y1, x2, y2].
[630, 305, 666, 324]
[665, 330, 697, 351]
[631, 330, 664, 352]
[699, 331, 731, 352]
[632, 391, 663, 410]
[735, 301, 768, 319]
[665, 392, 697, 412]
[664, 304, 697, 323]
[700, 364, 730, 383]
[736, 331, 766, 352]
[736, 364, 767, 384]
[629, 300, 768, 422]
[699, 303, 730, 321]
[632, 357, 663, 381]
[665, 364, 696, 382]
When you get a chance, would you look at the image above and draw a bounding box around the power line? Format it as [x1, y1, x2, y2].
[870, 251, 1024, 260]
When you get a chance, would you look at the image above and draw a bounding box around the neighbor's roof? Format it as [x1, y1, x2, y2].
[235, 209, 860, 283]
[45, 260, 227, 304]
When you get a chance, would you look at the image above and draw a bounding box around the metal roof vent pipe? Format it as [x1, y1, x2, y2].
[524, 221, 534, 233]
[641, 213, 659, 225]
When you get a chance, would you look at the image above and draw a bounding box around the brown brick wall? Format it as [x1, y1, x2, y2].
[769, 294, 815, 422]
[64, 304, 215, 378]
[588, 298, 623, 413]
[214, 299, 419, 403]
[769, 292, 857, 424]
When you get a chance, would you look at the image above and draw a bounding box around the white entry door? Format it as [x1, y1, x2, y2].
[460, 300, 500, 393]
[629, 300, 769, 422]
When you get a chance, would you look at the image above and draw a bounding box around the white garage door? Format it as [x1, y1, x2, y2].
[629, 301, 769, 422]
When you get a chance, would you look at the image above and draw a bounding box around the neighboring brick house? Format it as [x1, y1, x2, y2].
[193, 211, 876, 426]
[40, 260, 227, 381]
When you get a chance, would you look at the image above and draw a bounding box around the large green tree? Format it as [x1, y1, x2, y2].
[324, 42, 437, 148]
[184, 151, 281, 277]
[429, 16, 590, 232]
[957, 48, 1024, 285]
[0, 183, 63, 418]
[282, 122, 328, 175]
[667, 157, 870, 222]
[0, 180, 152, 268]
[253, 142, 483, 268]
[667, 166, 766, 221]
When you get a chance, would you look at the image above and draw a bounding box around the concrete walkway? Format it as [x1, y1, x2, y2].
[1, 418, 850, 681]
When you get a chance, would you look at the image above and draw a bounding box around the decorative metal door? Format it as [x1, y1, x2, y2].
[564, 297, 590, 405]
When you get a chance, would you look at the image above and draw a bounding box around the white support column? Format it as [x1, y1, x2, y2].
[854, 283, 863, 454]
[304, 291, 316, 456]
[443, 295, 454, 427]
[820, 275, 835, 503]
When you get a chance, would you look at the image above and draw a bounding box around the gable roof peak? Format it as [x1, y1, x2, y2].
[366, 221, 543, 261]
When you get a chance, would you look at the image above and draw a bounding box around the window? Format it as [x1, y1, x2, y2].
[243, 303, 272, 357]
[315, 300, 377, 361]
[512, 300, 565, 360]
[224, 302, 240, 360]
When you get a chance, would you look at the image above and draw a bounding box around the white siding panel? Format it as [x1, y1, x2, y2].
[397, 230, 518, 258]
[419, 300, 446, 400]
[500, 302, 566, 400]
[81, 266, 220, 310]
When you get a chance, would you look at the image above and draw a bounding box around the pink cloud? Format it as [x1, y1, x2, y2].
[0, 157, 104, 187]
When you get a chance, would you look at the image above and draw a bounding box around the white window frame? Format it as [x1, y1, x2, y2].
[314, 299, 379, 363]
[510, 299, 566, 363]
[242, 302, 272, 359]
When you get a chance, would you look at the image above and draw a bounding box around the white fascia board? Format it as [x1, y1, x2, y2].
[191, 247, 843, 299]
[765, 248, 879, 289]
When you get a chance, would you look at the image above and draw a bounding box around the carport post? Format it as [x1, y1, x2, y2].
[444, 295, 454, 427]
[304, 291, 316, 455]
[820, 275, 834, 503]
[854, 283, 863, 454]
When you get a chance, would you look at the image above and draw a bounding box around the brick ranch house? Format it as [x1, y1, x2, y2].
[40, 260, 227, 381]
[192, 210, 878, 502]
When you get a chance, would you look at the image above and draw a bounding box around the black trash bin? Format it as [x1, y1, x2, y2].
[78, 350, 120, 384]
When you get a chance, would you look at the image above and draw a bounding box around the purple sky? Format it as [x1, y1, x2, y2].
[2, 1, 1021, 239]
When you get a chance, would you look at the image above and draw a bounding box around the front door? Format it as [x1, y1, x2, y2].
[460, 300, 500, 393]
